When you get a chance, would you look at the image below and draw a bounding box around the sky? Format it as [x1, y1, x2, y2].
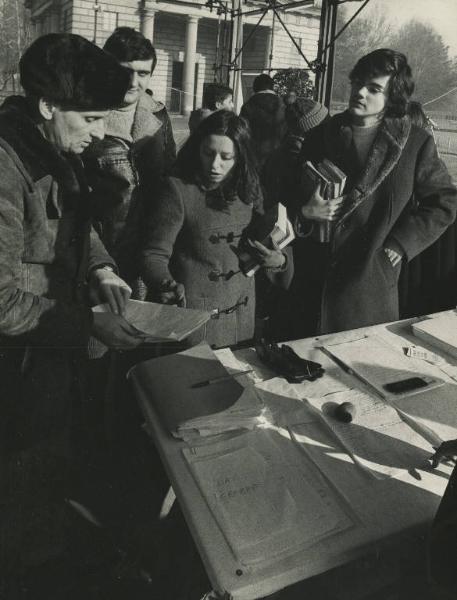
[344, 0, 457, 57]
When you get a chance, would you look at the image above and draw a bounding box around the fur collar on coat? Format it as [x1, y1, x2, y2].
[319, 110, 412, 227]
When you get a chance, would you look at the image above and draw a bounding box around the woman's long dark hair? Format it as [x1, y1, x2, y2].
[175, 110, 261, 206]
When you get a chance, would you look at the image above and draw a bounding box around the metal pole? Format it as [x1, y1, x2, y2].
[268, 8, 276, 71]
[315, 0, 338, 107]
[93, 1, 101, 44]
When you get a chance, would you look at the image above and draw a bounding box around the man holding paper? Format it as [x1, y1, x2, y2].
[0, 34, 143, 590]
[293, 49, 457, 337]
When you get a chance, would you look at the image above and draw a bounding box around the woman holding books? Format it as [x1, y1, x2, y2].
[292, 48, 457, 336]
[140, 110, 292, 348]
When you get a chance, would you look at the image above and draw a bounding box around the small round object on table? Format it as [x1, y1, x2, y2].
[335, 401, 356, 423]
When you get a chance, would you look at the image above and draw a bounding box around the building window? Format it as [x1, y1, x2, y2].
[63, 7, 72, 32]
[102, 10, 118, 32]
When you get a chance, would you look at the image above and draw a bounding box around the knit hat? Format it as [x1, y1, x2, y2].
[285, 98, 329, 136]
[20, 33, 130, 111]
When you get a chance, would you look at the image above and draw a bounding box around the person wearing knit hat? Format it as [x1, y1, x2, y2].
[0, 33, 144, 595]
[257, 97, 328, 341]
[286, 98, 329, 137]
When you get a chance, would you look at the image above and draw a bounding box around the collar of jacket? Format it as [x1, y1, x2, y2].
[325, 110, 412, 228]
[104, 92, 163, 143]
[0, 95, 81, 197]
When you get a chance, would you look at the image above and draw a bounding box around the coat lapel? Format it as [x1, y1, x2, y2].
[131, 93, 163, 142]
[326, 112, 411, 228]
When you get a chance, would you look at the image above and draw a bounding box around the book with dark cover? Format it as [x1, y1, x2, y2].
[302, 159, 347, 243]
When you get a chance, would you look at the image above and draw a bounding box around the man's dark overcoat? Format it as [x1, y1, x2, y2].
[295, 110, 457, 334]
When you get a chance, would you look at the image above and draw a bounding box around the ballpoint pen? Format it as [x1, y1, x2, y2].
[191, 369, 254, 388]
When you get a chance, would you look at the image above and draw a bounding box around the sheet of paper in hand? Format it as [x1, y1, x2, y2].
[92, 299, 211, 342]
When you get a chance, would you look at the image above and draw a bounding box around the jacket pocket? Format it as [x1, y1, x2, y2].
[377, 247, 401, 287]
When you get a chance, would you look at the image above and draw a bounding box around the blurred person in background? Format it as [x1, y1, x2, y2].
[240, 73, 287, 172]
[188, 82, 234, 134]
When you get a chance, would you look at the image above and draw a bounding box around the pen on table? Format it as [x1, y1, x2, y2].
[319, 346, 385, 399]
[191, 369, 254, 388]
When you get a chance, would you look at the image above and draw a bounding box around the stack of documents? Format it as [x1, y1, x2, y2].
[93, 299, 211, 343]
[129, 343, 265, 440]
[183, 429, 356, 567]
[412, 313, 457, 359]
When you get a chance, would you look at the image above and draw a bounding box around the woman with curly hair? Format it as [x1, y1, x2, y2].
[141, 110, 291, 348]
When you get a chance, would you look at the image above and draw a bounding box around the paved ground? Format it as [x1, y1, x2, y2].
[170, 114, 190, 150]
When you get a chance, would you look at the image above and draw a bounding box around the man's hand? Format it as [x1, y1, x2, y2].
[92, 312, 143, 349]
[430, 439, 457, 468]
[384, 247, 403, 267]
[248, 239, 286, 270]
[301, 184, 345, 222]
[159, 279, 186, 307]
[89, 267, 132, 315]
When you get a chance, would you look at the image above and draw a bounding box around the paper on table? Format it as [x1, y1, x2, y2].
[412, 313, 457, 360]
[306, 389, 432, 479]
[323, 335, 444, 400]
[214, 348, 261, 387]
[392, 382, 457, 445]
[93, 299, 211, 342]
[183, 428, 355, 568]
[254, 377, 311, 428]
[129, 343, 263, 438]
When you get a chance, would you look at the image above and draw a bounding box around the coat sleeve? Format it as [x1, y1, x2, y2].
[386, 136, 457, 261]
[0, 150, 93, 348]
[161, 108, 177, 173]
[87, 225, 118, 274]
[141, 178, 185, 291]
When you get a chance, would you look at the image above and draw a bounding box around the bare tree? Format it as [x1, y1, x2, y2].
[332, 6, 392, 103]
[0, 0, 32, 93]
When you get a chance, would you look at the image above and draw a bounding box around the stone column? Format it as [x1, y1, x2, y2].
[48, 4, 60, 33]
[264, 25, 273, 70]
[140, 6, 156, 42]
[182, 16, 199, 116]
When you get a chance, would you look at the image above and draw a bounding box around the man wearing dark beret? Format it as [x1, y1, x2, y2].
[0, 33, 143, 594]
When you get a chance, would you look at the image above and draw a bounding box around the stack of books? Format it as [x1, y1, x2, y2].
[302, 158, 347, 243]
[237, 202, 295, 277]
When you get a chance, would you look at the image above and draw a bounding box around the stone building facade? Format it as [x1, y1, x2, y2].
[25, 0, 321, 114]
